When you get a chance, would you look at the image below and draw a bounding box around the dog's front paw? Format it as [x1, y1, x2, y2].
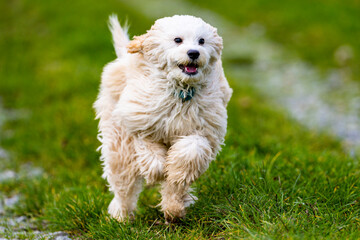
[162, 192, 197, 223]
[108, 198, 134, 222]
[161, 194, 186, 224]
[163, 207, 186, 224]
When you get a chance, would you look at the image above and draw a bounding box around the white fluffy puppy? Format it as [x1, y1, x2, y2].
[94, 14, 232, 223]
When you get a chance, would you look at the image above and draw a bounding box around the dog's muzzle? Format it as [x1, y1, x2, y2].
[178, 63, 199, 75]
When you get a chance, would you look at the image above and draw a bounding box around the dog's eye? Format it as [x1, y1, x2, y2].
[199, 38, 205, 45]
[174, 37, 183, 43]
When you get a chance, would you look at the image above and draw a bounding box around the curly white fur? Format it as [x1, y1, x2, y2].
[94, 14, 232, 222]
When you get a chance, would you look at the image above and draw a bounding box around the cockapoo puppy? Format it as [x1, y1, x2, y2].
[94, 14, 232, 223]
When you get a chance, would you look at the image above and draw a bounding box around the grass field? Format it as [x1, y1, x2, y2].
[0, 0, 359, 239]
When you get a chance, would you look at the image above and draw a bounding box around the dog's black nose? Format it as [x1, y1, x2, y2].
[187, 49, 200, 60]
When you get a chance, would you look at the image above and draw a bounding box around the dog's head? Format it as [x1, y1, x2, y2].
[127, 15, 223, 85]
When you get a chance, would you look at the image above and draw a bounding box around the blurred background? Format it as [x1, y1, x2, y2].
[0, 0, 360, 238]
[1, 0, 359, 159]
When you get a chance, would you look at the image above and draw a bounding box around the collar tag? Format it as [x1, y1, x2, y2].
[179, 87, 196, 102]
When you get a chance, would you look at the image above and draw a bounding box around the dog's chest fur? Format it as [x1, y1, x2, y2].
[113, 73, 226, 145]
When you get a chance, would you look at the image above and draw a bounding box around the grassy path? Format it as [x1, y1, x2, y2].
[0, 0, 359, 239]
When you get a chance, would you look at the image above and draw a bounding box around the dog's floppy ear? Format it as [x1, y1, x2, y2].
[127, 34, 147, 54]
[212, 28, 223, 55]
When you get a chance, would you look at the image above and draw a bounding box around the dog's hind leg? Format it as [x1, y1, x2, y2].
[107, 173, 143, 221]
[160, 135, 212, 223]
[101, 127, 143, 221]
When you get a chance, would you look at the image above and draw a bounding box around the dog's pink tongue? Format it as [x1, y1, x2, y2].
[185, 66, 197, 73]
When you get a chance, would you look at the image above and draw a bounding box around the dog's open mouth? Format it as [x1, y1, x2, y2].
[178, 63, 198, 75]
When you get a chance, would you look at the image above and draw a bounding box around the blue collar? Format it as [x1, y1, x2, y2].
[179, 87, 196, 102]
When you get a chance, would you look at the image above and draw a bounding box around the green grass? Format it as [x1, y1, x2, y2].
[0, 0, 359, 239]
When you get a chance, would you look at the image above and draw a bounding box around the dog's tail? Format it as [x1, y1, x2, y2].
[108, 14, 129, 58]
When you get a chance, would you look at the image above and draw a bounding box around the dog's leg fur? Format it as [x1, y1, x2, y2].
[134, 138, 167, 184]
[160, 135, 212, 222]
[99, 122, 143, 221]
[107, 174, 143, 221]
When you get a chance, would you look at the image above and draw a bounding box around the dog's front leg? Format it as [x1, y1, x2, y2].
[160, 135, 212, 223]
[134, 138, 167, 184]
